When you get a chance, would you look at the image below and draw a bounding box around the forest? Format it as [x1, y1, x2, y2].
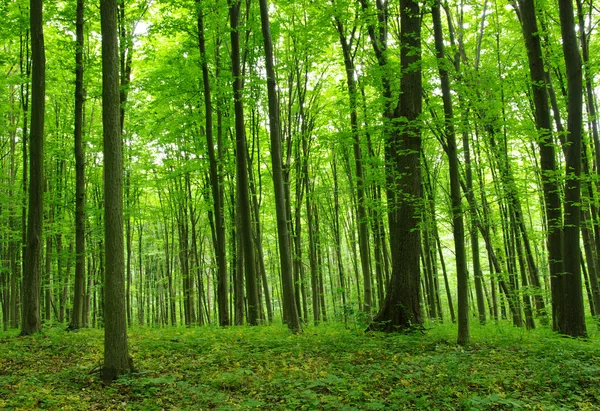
[2, 0, 600, 408]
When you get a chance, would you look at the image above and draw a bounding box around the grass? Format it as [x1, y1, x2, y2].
[1, 320, 600, 410]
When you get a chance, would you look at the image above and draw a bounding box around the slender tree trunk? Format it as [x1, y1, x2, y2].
[445, 9, 488, 324]
[306, 181, 320, 325]
[6, 112, 17, 329]
[70, 0, 86, 330]
[331, 154, 347, 321]
[17, 27, 31, 331]
[335, 18, 373, 314]
[258, 0, 301, 331]
[432, 0, 469, 344]
[176, 179, 194, 326]
[229, 0, 259, 326]
[197, 1, 229, 327]
[44, 216, 52, 322]
[233, 202, 244, 325]
[188, 176, 204, 325]
[360, 82, 388, 308]
[125, 177, 133, 326]
[459, 112, 486, 324]
[314, 203, 328, 322]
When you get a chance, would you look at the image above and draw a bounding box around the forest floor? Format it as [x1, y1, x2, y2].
[1, 319, 600, 410]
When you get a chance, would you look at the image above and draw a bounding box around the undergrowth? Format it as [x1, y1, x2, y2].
[1, 320, 600, 410]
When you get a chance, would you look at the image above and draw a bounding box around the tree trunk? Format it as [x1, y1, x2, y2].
[229, 0, 259, 326]
[557, 0, 587, 337]
[369, 0, 423, 332]
[258, 0, 301, 331]
[335, 17, 373, 314]
[21, 0, 45, 337]
[332, 154, 347, 321]
[458, 107, 486, 324]
[17, 27, 31, 331]
[100, 0, 132, 382]
[69, 0, 86, 330]
[44, 221, 52, 322]
[197, 1, 229, 327]
[432, 0, 469, 344]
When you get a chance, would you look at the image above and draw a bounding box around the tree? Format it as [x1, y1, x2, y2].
[333, 7, 374, 315]
[69, 0, 86, 331]
[516, 0, 564, 332]
[197, 0, 229, 327]
[368, 0, 423, 332]
[431, 0, 469, 344]
[21, 0, 46, 337]
[228, 0, 259, 325]
[556, 0, 587, 337]
[258, 0, 301, 332]
[100, 0, 132, 381]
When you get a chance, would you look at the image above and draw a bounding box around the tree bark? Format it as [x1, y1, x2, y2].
[197, 1, 229, 327]
[517, 0, 565, 329]
[432, 0, 469, 344]
[229, 0, 259, 325]
[335, 17, 373, 314]
[70, 0, 86, 330]
[100, 0, 132, 382]
[21, 0, 45, 336]
[368, 0, 423, 332]
[557, 0, 587, 337]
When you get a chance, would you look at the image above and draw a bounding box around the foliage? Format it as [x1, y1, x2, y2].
[1, 322, 600, 409]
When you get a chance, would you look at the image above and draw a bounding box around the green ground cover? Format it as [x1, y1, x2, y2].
[1, 322, 599, 410]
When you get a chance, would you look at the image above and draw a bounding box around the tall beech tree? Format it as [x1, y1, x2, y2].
[69, 0, 86, 331]
[197, 0, 229, 327]
[516, 0, 563, 331]
[18, 23, 31, 331]
[258, 0, 301, 332]
[100, 0, 132, 381]
[557, 0, 587, 337]
[334, 8, 374, 315]
[21, 0, 46, 336]
[228, 0, 259, 326]
[368, 0, 423, 332]
[431, 0, 469, 345]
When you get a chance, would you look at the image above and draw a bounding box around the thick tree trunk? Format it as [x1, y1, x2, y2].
[519, 0, 565, 326]
[21, 0, 45, 337]
[369, 0, 422, 332]
[100, 0, 132, 382]
[557, 0, 587, 337]
[576, 0, 600, 317]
